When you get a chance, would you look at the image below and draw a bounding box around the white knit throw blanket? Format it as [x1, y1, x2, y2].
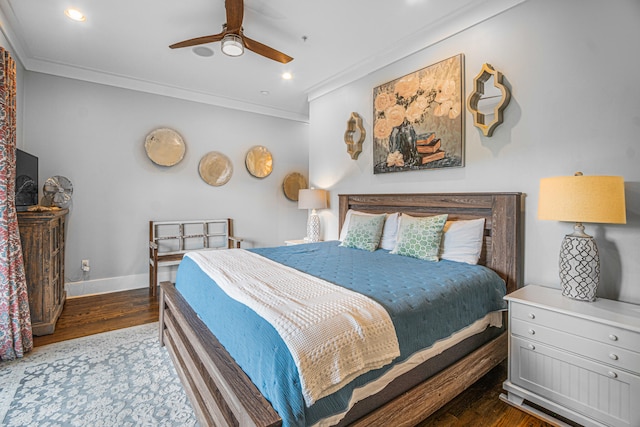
[185, 250, 400, 406]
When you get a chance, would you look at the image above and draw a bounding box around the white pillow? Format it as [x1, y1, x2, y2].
[439, 218, 485, 264]
[339, 210, 400, 250]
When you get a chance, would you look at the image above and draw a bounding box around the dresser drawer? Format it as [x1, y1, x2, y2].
[511, 335, 640, 427]
[511, 301, 640, 353]
[511, 318, 640, 374]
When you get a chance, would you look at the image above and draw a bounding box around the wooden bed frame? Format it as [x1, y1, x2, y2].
[159, 192, 523, 427]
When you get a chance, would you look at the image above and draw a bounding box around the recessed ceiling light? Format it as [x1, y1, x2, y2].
[260, 90, 270, 96]
[282, 72, 293, 80]
[64, 8, 86, 22]
[192, 46, 214, 57]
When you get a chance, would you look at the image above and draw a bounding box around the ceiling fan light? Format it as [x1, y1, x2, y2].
[221, 34, 244, 57]
[64, 8, 86, 22]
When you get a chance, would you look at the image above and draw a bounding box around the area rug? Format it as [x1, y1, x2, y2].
[0, 323, 198, 426]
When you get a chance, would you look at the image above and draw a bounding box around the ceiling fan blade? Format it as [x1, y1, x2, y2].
[243, 36, 293, 64]
[169, 33, 225, 49]
[225, 0, 244, 32]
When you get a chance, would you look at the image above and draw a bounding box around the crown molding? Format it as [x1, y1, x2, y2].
[306, 0, 527, 103]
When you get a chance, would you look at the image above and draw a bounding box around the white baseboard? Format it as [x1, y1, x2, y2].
[65, 269, 176, 298]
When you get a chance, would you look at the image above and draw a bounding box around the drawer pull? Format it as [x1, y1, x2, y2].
[527, 344, 535, 351]
[528, 313, 535, 319]
[607, 371, 618, 379]
[608, 334, 618, 341]
[528, 329, 535, 335]
[609, 353, 619, 361]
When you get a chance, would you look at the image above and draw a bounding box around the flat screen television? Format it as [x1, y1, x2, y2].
[15, 149, 38, 211]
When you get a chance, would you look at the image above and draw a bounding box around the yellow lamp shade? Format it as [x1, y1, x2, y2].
[538, 175, 626, 224]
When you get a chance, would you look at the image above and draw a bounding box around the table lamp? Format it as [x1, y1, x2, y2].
[298, 188, 327, 242]
[538, 172, 626, 301]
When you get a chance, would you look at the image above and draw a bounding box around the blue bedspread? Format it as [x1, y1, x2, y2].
[175, 241, 506, 427]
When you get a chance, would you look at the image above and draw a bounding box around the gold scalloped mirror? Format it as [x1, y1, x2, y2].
[344, 112, 366, 159]
[467, 63, 511, 137]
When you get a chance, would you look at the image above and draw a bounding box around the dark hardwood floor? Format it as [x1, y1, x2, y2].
[33, 287, 158, 347]
[33, 288, 573, 427]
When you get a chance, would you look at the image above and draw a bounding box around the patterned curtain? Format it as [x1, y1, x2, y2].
[0, 46, 32, 360]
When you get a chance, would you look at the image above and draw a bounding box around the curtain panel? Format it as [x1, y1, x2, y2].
[0, 46, 32, 361]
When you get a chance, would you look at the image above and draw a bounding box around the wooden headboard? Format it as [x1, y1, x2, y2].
[338, 193, 523, 293]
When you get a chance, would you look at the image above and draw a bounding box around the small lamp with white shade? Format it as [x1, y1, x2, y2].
[298, 189, 327, 243]
[538, 172, 626, 301]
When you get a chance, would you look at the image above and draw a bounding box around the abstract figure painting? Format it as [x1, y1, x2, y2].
[373, 54, 464, 174]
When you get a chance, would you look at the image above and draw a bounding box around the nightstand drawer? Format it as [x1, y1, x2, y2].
[505, 286, 640, 427]
[511, 318, 640, 373]
[510, 335, 640, 427]
[511, 301, 640, 353]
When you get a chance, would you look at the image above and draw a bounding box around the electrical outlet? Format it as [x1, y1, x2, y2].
[81, 259, 90, 272]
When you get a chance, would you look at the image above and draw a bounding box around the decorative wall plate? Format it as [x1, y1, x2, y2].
[245, 145, 273, 178]
[198, 151, 233, 186]
[282, 172, 307, 201]
[145, 128, 186, 166]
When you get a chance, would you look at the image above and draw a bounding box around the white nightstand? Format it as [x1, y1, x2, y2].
[501, 285, 640, 427]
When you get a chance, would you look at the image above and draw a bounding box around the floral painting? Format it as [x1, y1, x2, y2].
[373, 54, 464, 174]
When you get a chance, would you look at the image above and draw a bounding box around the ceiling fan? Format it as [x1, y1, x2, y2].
[169, 0, 293, 64]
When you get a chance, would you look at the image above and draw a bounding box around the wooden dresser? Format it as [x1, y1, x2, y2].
[502, 285, 640, 427]
[17, 209, 68, 336]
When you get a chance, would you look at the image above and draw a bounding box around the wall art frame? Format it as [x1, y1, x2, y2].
[373, 54, 464, 174]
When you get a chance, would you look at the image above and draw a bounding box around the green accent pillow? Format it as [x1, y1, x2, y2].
[391, 214, 448, 261]
[340, 213, 386, 252]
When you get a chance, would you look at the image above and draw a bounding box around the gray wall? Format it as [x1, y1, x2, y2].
[22, 73, 309, 295]
[12, 0, 640, 303]
[308, 0, 640, 303]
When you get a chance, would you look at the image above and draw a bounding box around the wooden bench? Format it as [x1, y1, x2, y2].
[149, 218, 241, 295]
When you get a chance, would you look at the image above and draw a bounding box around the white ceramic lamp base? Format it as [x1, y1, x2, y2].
[307, 210, 320, 243]
[559, 234, 600, 301]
